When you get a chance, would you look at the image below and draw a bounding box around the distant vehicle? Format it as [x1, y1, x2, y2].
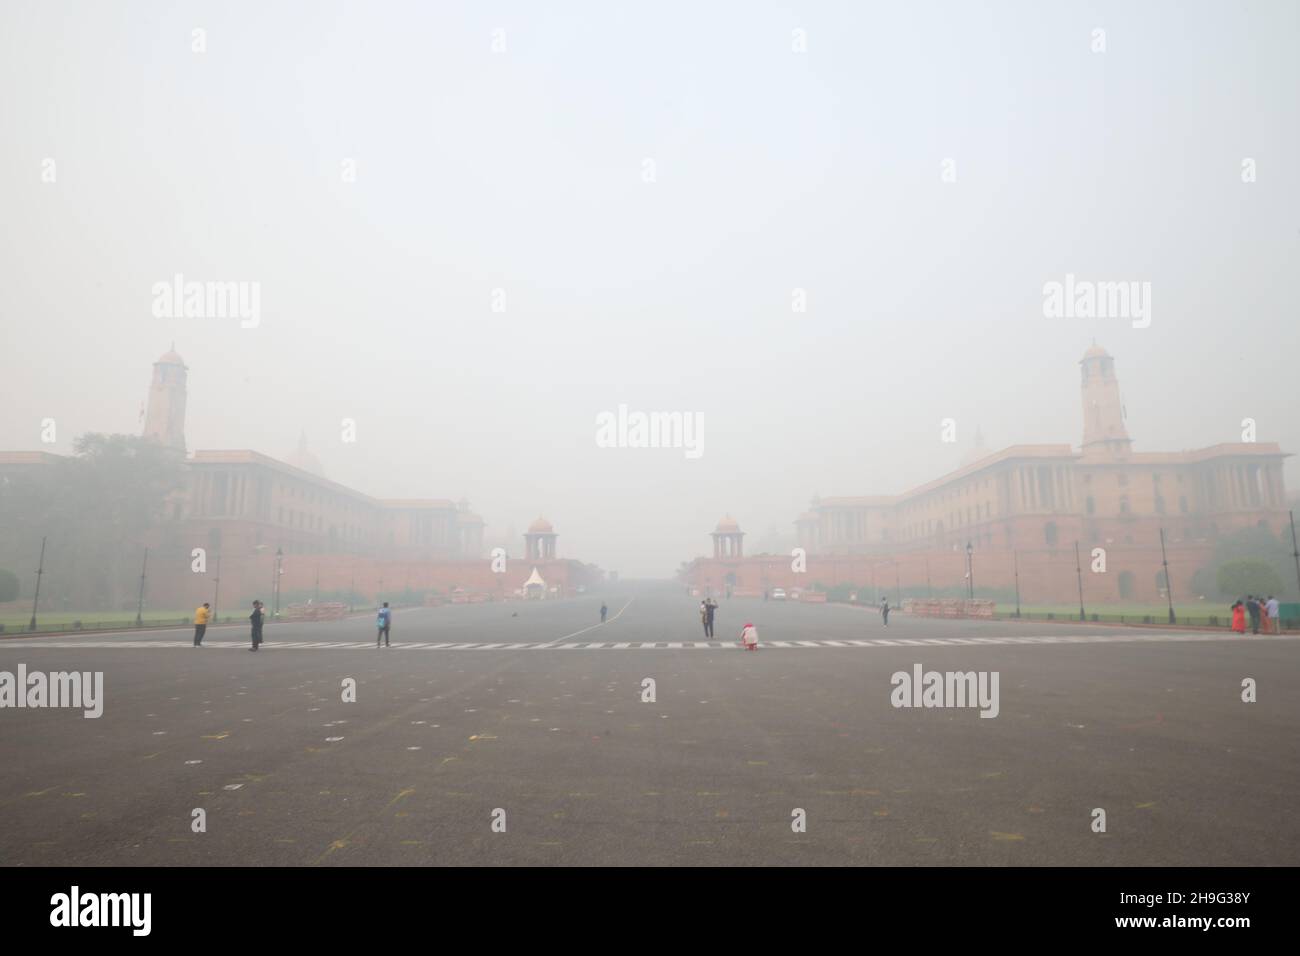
[789, 588, 802, 601]
[771, 588, 787, 601]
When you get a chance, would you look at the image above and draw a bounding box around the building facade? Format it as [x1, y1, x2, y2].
[1, 350, 600, 610]
[687, 346, 1291, 605]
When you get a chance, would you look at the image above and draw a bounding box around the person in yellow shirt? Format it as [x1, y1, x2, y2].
[193, 603, 211, 646]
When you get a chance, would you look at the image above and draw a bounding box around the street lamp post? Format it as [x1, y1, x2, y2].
[273, 547, 283, 619]
[1290, 511, 1300, 598]
[1013, 550, 1021, 619]
[29, 536, 46, 632]
[1074, 541, 1086, 622]
[212, 553, 221, 625]
[135, 547, 149, 627]
[965, 541, 974, 600]
[1159, 528, 1175, 625]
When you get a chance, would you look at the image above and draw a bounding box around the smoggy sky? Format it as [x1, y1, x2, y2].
[2, 1, 1297, 576]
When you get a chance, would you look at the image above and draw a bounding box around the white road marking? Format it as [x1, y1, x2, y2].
[532, 596, 636, 648]
[0, 633, 1291, 652]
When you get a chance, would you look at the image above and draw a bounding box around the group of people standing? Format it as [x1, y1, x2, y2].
[698, 595, 759, 649]
[189, 599, 269, 651]
[1231, 594, 1279, 635]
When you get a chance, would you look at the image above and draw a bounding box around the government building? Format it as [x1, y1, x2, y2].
[685, 346, 1291, 605]
[0, 349, 599, 610]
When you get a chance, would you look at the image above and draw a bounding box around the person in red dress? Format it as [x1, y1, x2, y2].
[1231, 600, 1246, 634]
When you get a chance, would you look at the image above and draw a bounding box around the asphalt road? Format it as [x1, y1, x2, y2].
[1, 585, 1297, 866]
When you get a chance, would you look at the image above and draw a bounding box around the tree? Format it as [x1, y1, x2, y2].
[1215, 559, 1283, 600]
[0, 434, 185, 609]
[824, 582, 857, 603]
[1191, 526, 1296, 600]
[0, 568, 18, 602]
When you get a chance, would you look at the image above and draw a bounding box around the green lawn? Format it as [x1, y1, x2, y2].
[0, 609, 220, 633]
[1010, 603, 1232, 618]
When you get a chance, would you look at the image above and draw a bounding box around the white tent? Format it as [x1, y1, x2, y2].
[523, 566, 547, 599]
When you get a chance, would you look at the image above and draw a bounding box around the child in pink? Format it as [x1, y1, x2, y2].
[739, 622, 759, 651]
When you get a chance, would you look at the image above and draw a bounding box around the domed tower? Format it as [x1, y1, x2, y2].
[711, 515, 745, 558]
[1080, 344, 1131, 459]
[286, 430, 326, 478]
[142, 346, 188, 452]
[524, 517, 557, 560]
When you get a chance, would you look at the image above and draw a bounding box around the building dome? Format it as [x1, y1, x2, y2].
[157, 346, 185, 366]
[714, 515, 741, 533]
[527, 517, 554, 534]
[1082, 343, 1110, 360]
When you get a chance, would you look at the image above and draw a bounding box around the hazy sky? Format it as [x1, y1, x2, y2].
[2, 1, 1297, 576]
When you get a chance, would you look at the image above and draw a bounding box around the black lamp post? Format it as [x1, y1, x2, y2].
[29, 536, 46, 632]
[212, 552, 221, 625]
[273, 547, 283, 619]
[1074, 541, 1086, 622]
[1013, 550, 1021, 619]
[1159, 528, 1175, 625]
[1290, 511, 1300, 598]
[965, 541, 974, 599]
[135, 547, 148, 627]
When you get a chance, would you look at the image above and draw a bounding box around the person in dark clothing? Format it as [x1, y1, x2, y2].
[600, 603, 608, 623]
[704, 598, 717, 638]
[377, 602, 392, 647]
[1246, 596, 1261, 634]
[249, 600, 264, 651]
[880, 597, 891, 627]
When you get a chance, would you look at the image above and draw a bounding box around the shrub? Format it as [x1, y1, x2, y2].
[0, 568, 19, 603]
[1215, 559, 1283, 600]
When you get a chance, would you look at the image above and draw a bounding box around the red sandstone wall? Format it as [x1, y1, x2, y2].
[685, 543, 1214, 606]
[146, 551, 599, 614]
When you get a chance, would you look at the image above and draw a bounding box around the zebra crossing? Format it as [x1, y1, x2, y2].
[0, 632, 1294, 652]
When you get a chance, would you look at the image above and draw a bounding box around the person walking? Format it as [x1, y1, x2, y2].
[600, 602, 608, 623]
[249, 600, 265, 651]
[704, 598, 717, 639]
[1230, 600, 1246, 634]
[880, 596, 891, 627]
[1246, 595, 1261, 635]
[377, 602, 392, 647]
[193, 602, 211, 646]
[1266, 595, 1280, 634]
[739, 621, 759, 651]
